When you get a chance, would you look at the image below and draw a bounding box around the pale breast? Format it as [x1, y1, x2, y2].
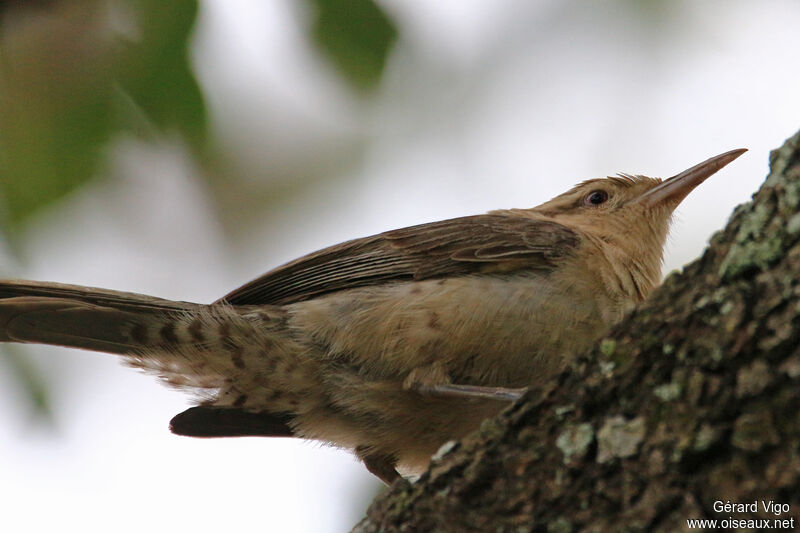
[287, 269, 618, 388]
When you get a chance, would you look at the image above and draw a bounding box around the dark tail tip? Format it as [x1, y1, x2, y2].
[169, 406, 296, 438]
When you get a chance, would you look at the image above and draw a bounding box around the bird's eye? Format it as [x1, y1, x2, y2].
[584, 190, 609, 206]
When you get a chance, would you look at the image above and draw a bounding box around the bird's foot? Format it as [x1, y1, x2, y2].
[356, 446, 401, 485]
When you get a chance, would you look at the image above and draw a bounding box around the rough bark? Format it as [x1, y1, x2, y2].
[354, 130, 800, 533]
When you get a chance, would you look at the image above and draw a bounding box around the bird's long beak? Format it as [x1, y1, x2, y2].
[633, 148, 747, 208]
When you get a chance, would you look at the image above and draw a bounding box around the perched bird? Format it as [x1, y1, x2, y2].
[0, 149, 745, 483]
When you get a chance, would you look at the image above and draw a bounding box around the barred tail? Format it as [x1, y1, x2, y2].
[0, 280, 201, 355]
[1, 279, 308, 439]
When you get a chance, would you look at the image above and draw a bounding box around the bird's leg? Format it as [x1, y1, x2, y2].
[404, 362, 528, 401]
[355, 446, 400, 485]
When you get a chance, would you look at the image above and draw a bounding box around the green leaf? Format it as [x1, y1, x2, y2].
[310, 0, 398, 92]
[116, 0, 207, 149]
[0, 4, 115, 228]
[0, 0, 207, 231]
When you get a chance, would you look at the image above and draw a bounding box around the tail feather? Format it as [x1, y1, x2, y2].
[0, 279, 313, 420]
[0, 280, 200, 355]
[0, 280, 198, 312]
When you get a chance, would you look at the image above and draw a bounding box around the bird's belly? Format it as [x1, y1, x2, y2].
[285, 273, 626, 474]
[289, 272, 614, 388]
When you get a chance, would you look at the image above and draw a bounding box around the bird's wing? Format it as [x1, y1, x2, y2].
[219, 214, 579, 306]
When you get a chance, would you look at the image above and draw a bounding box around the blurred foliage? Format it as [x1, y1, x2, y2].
[4, 346, 52, 421]
[310, 0, 397, 92]
[0, 0, 396, 235]
[0, 0, 397, 414]
[0, 0, 205, 233]
[0, 2, 116, 232]
[0, 1, 197, 234]
[116, 0, 206, 149]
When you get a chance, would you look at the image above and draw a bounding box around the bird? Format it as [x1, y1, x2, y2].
[0, 149, 745, 484]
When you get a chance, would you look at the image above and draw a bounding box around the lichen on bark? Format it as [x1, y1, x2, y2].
[354, 129, 800, 533]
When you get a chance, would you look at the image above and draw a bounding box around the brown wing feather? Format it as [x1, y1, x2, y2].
[219, 214, 579, 306]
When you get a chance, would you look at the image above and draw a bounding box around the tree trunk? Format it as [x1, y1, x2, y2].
[354, 130, 800, 532]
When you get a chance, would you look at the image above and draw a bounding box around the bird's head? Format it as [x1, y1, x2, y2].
[526, 149, 747, 299]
